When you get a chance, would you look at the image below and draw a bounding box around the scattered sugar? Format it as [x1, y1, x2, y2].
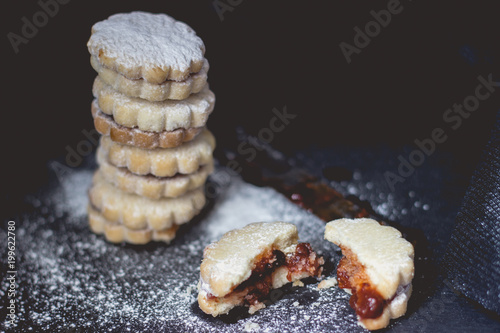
[1, 166, 358, 332]
[60, 169, 93, 219]
[200, 180, 275, 239]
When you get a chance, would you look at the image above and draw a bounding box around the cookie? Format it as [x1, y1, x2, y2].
[87, 11, 205, 83]
[88, 171, 206, 231]
[96, 146, 214, 199]
[93, 77, 215, 132]
[198, 222, 324, 317]
[91, 56, 208, 101]
[100, 128, 215, 177]
[92, 101, 202, 149]
[88, 205, 179, 244]
[324, 218, 414, 330]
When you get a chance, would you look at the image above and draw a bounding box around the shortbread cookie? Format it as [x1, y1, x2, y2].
[88, 171, 206, 231]
[88, 205, 179, 244]
[96, 146, 214, 199]
[325, 218, 414, 331]
[198, 222, 324, 317]
[87, 11, 205, 83]
[93, 77, 215, 132]
[91, 56, 208, 101]
[100, 128, 215, 177]
[92, 101, 202, 149]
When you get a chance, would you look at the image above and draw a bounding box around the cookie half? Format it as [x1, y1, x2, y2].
[93, 77, 215, 132]
[100, 128, 215, 177]
[88, 171, 206, 231]
[325, 218, 414, 330]
[198, 222, 324, 316]
[92, 101, 202, 149]
[96, 146, 214, 199]
[87, 11, 205, 83]
[91, 56, 208, 101]
[88, 205, 179, 244]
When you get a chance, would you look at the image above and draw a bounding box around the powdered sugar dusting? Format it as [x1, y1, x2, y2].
[88, 12, 205, 74]
[60, 169, 93, 219]
[201, 181, 275, 239]
[1, 167, 362, 332]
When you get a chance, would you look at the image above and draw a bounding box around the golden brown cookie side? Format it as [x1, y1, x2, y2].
[91, 56, 209, 102]
[92, 101, 203, 149]
[88, 205, 179, 244]
[96, 146, 214, 199]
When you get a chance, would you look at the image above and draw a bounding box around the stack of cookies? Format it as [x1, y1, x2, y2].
[86, 12, 216, 245]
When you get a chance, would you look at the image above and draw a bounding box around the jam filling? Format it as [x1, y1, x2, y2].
[285, 243, 323, 281]
[337, 247, 386, 319]
[209, 244, 323, 306]
[235, 249, 286, 306]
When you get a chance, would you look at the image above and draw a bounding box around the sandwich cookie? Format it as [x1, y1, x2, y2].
[87, 11, 206, 83]
[198, 222, 324, 316]
[90, 56, 208, 101]
[325, 218, 414, 330]
[92, 101, 203, 149]
[88, 205, 179, 245]
[93, 77, 215, 133]
[89, 171, 206, 231]
[99, 128, 215, 177]
[96, 146, 214, 199]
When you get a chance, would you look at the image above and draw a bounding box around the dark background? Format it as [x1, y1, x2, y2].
[2, 0, 499, 206]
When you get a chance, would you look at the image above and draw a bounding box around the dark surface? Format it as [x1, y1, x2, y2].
[1, 142, 500, 332]
[2, 0, 500, 332]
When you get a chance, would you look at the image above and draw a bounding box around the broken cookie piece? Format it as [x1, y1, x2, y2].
[198, 222, 324, 316]
[325, 218, 414, 330]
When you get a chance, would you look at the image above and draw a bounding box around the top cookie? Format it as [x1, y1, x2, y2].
[87, 11, 206, 83]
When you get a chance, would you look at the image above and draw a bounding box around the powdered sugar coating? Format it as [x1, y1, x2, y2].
[88, 12, 205, 83]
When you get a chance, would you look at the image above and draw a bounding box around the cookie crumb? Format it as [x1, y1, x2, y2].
[244, 321, 260, 332]
[318, 277, 337, 289]
[248, 302, 266, 314]
[292, 280, 304, 287]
